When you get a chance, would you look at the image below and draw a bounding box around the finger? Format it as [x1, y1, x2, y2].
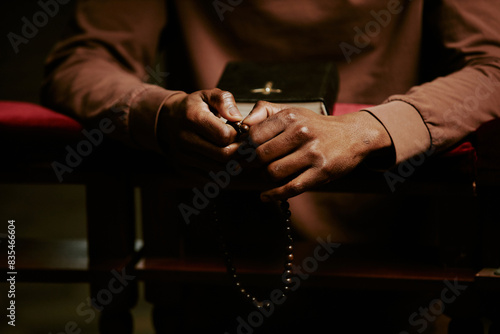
[266, 150, 310, 182]
[261, 168, 332, 202]
[179, 130, 240, 163]
[202, 89, 242, 122]
[251, 131, 299, 165]
[185, 105, 239, 147]
[248, 112, 288, 146]
[242, 100, 288, 126]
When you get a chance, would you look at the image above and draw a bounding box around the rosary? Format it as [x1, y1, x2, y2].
[217, 121, 295, 310]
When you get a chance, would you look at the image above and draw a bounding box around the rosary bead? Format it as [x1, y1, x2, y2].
[217, 199, 294, 309]
[240, 123, 250, 133]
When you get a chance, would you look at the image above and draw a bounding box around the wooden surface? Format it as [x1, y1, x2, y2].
[136, 241, 478, 291]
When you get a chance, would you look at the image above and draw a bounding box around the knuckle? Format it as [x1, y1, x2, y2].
[217, 146, 233, 161]
[306, 141, 322, 159]
[185, 107, 203, 124]
[295, 125, 311, 140]
[314, 156, 332, 179]
[267, 163, 282, 181]
[218, 128, 233, 147]
[287, 181, 303, 195]
[255, 146, 268, 162]
[220, 90, 233, 100]
[283, 110, 298, 123]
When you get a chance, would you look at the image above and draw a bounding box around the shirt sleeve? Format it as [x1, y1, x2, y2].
[363, 0, 500, 165]
[41, 0, 180, 153]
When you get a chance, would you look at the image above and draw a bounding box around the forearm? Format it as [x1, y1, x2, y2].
[41, 0, 176, 153]
[364, 0, 500, 165]
[41, 53, 179, 152]
[389, 62, 500, 152]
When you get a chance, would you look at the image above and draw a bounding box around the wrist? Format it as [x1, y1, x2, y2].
[357, 111, 395, 169]
[157, 92, 188, 152]
[162, 92, 188, 115]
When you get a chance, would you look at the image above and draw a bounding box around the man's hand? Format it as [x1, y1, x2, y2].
[157, 89, 243, 174]
[242, 101, 393, 201]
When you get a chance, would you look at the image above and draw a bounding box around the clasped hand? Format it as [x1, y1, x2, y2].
[158, 89, 392, 201]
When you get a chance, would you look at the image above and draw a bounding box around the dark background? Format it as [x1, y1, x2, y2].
[0, 1, 76, 103]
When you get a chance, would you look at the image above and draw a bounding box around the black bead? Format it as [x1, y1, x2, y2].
[216, 197, 295, 310]
[240, 123, 250, 133]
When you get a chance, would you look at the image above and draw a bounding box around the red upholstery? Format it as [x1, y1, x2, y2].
[0, 100, 474, 163]
[0, 101, 82, 141]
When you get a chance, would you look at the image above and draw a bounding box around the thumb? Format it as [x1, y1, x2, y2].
[203, 89, 242, 122]
[242, 100, 287, 126]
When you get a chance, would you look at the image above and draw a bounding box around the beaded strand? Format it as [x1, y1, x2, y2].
[214, 200, 294, 309]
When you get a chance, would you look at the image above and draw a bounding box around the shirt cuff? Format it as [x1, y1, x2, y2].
[361, 100, 431, 165]
[128, 84, 182, 154]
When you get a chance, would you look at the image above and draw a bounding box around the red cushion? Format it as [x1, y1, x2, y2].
[0, 100, 473, 161]
[0, 101, 82, 141]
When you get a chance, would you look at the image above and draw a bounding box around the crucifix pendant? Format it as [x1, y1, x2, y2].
[250, 81, 282, 95]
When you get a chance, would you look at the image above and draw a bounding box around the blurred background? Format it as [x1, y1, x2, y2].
[0, 1, 153, 333]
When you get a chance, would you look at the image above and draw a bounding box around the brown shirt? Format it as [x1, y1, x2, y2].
[42, 0, 500, 165]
